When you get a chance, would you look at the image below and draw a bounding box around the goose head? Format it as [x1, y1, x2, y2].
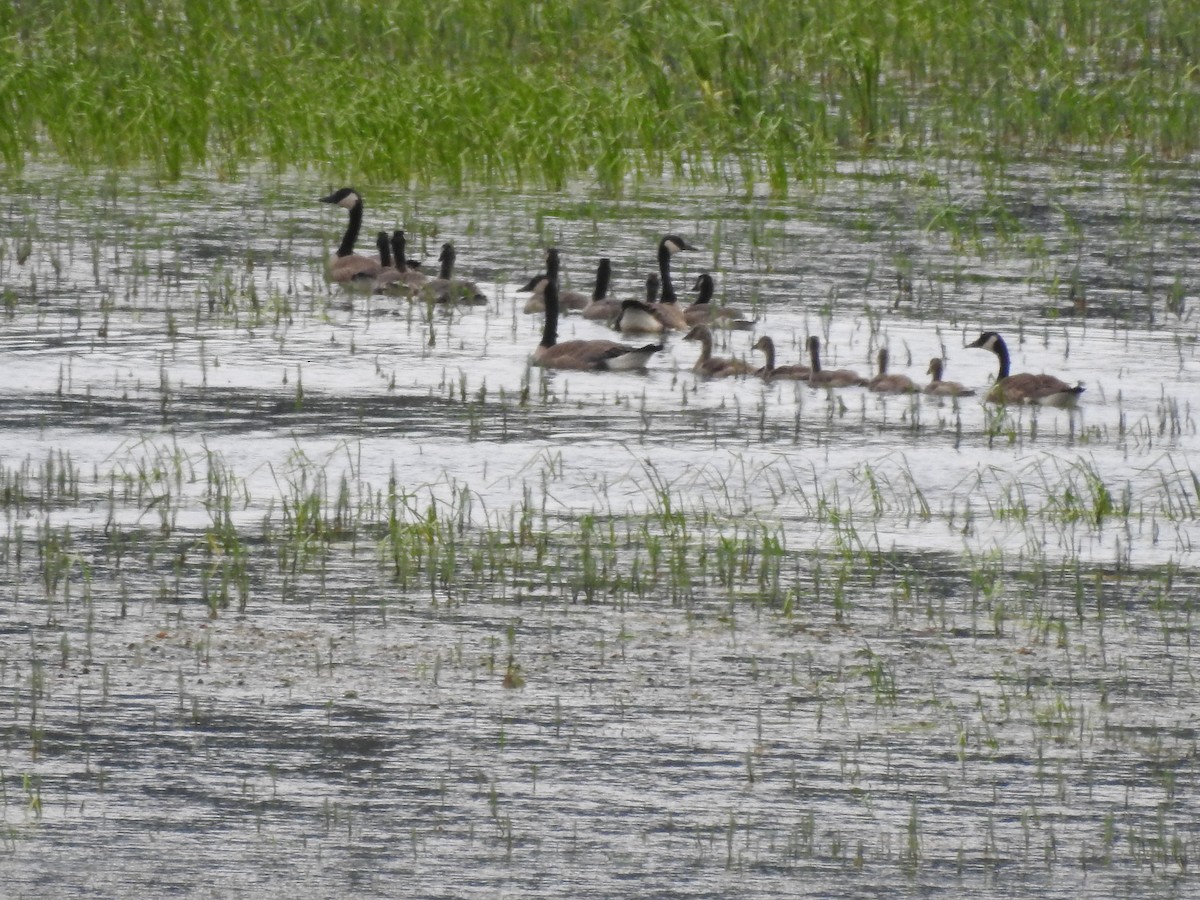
[660, 235, 698, 255]
[320, 187, 361, 210]
[691, 272, 715, 303]
[967, 331, 1003, 352]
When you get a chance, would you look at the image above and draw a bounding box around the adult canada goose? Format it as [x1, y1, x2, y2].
[686, 273, 752, 329]
[531, 249, 663, 371]
[867, 348, 919, 394]
[967, 331, 1085, 406]
[752, 335, 810, 381]
[924, 358, 975, 397]
[320, 187, 383, 283]
[807, 336, 867, 388]
[522, 257, 609, 314]
[613, 274, 677, 334]
[420, 243, 488, 304]
[683, 324, 754, 377]
[374, 230, 427, 295]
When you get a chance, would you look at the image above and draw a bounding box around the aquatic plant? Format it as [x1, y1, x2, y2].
[4, 1, 1199, 190]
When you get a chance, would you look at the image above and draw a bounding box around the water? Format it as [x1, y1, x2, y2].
[1, 159, 1198, 897]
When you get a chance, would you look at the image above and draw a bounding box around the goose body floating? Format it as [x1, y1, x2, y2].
[806, 336, 867, 388]
[683, 324, 753, 377]
[374, 230, 427, 295]
[752, 336, 810, 381]
[867, 348, 918, 394]
[686, 273, 752, 329]
[531, 249, 662, 371]
[614, 274, 675, 334]
[924, 358, 975, 397]
[320, 187, 382, 283]
[420, 243, 488, 305]
[967, 331, 1084, 406]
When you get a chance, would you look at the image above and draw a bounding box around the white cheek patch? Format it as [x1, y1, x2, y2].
[665, 238, 684, 254]
[339, 191, 360, 209]
[983, 334, 999, 351]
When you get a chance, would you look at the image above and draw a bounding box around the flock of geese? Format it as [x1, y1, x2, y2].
[322, 188, 1086, 408]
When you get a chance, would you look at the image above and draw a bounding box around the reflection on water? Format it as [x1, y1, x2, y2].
[1, 162, 1198, 896]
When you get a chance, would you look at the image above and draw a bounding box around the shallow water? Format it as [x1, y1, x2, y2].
[1, 159, 1199, 897]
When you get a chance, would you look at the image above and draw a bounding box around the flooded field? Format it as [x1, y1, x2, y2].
[2, 159, 1199, 897]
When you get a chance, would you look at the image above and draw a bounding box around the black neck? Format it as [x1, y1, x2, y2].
[593, 259, 610, 300]
[391, 232, 406, 270]
[377, 233, 391, 268]
[439, 247, 455, 280]
[993, 336, 1011, 379]
[760, 340, 776, 372]
[694, 274, 713, 305]
[658, 242, 676, 303]
[540, 279, 559, 348]
[337, 198, 363, 257]
[808, 339, 822, 373]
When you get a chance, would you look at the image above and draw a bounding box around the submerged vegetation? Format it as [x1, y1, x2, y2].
[2, 0, 1199, 189]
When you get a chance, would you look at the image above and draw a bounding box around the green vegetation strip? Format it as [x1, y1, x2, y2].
[2, 0, 1198, 188]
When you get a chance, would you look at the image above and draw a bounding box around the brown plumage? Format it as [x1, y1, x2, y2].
[867, 348, 918, 394]
[752, 336, 810, 381]
[967, 331, 1084, 406]
[320, 187, 382, 283]
[420, 243, 488, 305]
[684, 324, 753, 377]
[613, 274, 677, 334]
[374, 230, 427, 295]
[531, 249, 663, 371]
[686, 273, 752, 329]
[924, 358, 975, 397]
[806, 336, 867, 388]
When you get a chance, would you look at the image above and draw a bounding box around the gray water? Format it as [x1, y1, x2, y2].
[1, 159, 1199, 897]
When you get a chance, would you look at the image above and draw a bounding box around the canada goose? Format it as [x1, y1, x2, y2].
[752, 335, 810, 381]
[375, 230, 427, 294]
[686, 273, 752, 329]
[531, 249, 663, 371]
[613, 274, 676, 334]
[867, 348, 919, 394]
[420, 243, 488, 304]
[522, 258, 609, 314]
[924, 358, 975, 397]
[807, 336, 867, 388]
[683, 324, 754, 377]
[320, 187, 383, 283]
[967, 331, 1084, 406]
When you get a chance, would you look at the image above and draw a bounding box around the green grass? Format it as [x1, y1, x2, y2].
[2, 1, 1199, 190]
